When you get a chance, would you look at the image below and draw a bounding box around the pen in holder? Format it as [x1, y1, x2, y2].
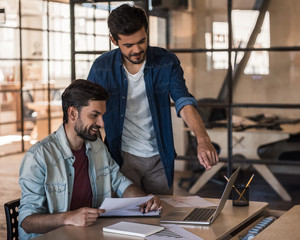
[225, 173, 254, 206]
[232, 184, 249, 206]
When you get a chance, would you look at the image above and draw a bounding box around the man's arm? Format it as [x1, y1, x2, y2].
[122, 184, 162, 213]
[180, 104, 219, 169]
[21, 207, 105, 234]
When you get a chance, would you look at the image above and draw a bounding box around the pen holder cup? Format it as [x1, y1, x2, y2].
[232, 184, 249, 206]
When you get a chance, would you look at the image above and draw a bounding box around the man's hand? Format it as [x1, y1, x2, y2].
[139, 195, 162, 213]
[180, 105, 219, 170]
[21, 207, 106, 234]
[122, 185, 163, 213]
[197, 136, 219, 170]
[64, 207, 105, 227]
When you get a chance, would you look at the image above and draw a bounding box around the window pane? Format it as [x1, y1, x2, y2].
[233, 51, 300, 107]
[95, 36, 110, 51]
[21, 0, 47, 30]
[232, 0, 300, 47]
[23, 61, 44, 82]
[0, 60, 20, 84]
[49, 60, 71, 82]
[0, 28, 20, 59]
[95, 20, 109, 35]
[0, 0, 19, 28]
[75, 54, 98, 79]
[22, 29, 47, 59]
[176, 52, 228, 100]
[49, 32, 70, 60]
[49, 2, 70, 32]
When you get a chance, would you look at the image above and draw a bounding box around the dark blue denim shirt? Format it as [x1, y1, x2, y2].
[88, 46, 197, 187]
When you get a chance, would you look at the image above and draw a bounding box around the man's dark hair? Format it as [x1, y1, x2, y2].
[62, 79, 109, 123]
[108, 4, 148, 42]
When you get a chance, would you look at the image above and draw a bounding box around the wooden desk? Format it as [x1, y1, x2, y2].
[189, 123, 300, 201]
[33, 198, 268, 240]
[254, 205, 300, 240]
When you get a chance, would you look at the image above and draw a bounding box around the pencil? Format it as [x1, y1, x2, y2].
[237, 174, 255, 201]
[224, 175, 246, 201]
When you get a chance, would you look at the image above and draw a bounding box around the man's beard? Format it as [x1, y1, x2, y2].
[123, 51, 145, 64]
[74, 118, 99, 141]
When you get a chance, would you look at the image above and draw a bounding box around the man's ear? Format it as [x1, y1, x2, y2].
[110, 35, 118, 46]
[68, 106, 78, 122]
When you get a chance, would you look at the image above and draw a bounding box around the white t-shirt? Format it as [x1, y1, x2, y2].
[121, 61, 159, 157]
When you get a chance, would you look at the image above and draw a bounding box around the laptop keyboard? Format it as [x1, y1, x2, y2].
[184, 208, 216, 221]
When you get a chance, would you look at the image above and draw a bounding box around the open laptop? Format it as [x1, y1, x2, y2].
[161, 167, 240, 225]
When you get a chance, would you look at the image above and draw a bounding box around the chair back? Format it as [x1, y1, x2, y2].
[4, 198, 20, 240]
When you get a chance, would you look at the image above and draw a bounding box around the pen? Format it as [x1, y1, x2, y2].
[224, 175, 246, 201]
[237, 173, 255, 201]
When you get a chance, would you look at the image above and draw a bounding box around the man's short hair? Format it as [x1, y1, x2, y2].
[108, 4, 148, 42]
[62, 79, 109, 123]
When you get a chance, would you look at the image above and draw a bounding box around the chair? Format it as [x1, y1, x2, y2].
[257, 133, 300, 161]
[4, 198, 20, 240]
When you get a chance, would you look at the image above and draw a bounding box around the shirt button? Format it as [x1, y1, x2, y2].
[122, 96, 125, 99]
[121, 114, 124, 117]
[68, 192, 70, 195]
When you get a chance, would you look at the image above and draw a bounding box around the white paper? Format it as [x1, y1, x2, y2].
[103, 221, 164, 237]
[161, 196, 217, 208]
[99, 196, 160, 217]
[146, 224, 203, 240]
[101, 208, 160, 217]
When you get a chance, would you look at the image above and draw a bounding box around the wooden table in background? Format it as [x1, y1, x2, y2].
[189, 122, 300, 202]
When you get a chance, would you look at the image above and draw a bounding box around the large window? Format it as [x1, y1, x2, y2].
[0, 0, 71, 156]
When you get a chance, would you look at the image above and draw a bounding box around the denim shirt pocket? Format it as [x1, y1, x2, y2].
[154, 83, 170, 108]
[95, 166, 111, 198]
[45, 183, 66, 213]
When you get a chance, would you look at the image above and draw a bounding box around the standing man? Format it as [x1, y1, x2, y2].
[18, 80, 161, 240]
[88, 4, 218, 195]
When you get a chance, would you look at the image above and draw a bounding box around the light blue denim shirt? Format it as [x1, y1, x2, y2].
[18, 124, 133, 240]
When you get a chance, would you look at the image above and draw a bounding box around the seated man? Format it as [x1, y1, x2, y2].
[18, 79, 162, 240]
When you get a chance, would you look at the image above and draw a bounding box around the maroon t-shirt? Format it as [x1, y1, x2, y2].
[70, 144, 92, 210]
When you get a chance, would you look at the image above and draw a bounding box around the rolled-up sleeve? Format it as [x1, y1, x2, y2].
[175, 96, 197, 117]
